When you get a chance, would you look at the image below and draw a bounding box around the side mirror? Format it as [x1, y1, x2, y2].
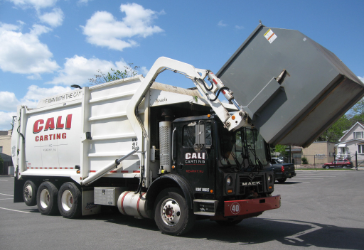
[194, 123, 212, 150]
[194, 124, 204, 152]
[195, 124, 205, 144]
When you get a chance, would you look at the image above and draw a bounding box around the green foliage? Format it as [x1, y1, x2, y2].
[89, 63, 139, 85]
[272, 145, 290, 162]
[348, 99, 364, 125]
[317, 98, 364, 143]
[351, 99, 364, 116]
[274, 144, 287, 156]
[302, 157, 308, 164]
[317, 115, 351, 143]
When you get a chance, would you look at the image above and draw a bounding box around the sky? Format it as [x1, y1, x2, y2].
[0, 0, 363, 130]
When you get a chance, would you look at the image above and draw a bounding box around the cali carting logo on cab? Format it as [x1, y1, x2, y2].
[33, 114, 72, 141]
[185, 152, 206, 165]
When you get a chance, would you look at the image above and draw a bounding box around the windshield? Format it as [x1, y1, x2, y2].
[220, 127, 268, 169]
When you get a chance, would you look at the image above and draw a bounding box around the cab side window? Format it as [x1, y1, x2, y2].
[183, 125, 195, 148]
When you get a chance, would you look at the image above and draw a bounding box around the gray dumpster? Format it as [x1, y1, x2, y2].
[217, 23, 364, 147]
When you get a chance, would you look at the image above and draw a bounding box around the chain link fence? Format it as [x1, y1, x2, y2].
[292, 153, 364, 169]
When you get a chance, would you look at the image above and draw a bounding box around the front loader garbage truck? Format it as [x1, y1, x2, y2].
[11, 24, 364, 235]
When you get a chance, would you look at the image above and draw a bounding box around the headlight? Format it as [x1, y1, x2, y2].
[268, 175, 271, 182]
[226, 176, 232, 186]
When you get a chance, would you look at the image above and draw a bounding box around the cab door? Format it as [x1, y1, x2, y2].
[173, 120, 215, 194]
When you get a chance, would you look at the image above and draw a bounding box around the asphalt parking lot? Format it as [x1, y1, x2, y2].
[1, 170, 364, 250]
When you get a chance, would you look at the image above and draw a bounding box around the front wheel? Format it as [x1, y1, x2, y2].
[154, 188, 195, 235]
[37, 181, 59, 215]
[58, 182, 82, 219]
[23, 180, 37, 206]
[325, 166, 330, 169]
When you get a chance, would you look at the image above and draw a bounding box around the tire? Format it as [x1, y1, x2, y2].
[154, 188, 195, 236]
[23, 180, 37, 206]
[37, 181, 59, 215]
[325, 166, 330, 169]
[277, 178, 287, 183]
[216, 219, 243, 226]
[58, 182, 82, 219]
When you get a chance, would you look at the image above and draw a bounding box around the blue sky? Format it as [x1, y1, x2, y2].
[0, 0, 363, 130]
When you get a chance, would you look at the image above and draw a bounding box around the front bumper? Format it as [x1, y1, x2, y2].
[224, 195, 281, 217]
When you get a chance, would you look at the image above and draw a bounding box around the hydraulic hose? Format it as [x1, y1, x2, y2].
[209, 87, 230, 102]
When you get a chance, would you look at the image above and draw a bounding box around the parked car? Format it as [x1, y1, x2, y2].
[322, 159, 352, 169]
[269, 159, 296, 183]
[271, 157, 284, 163]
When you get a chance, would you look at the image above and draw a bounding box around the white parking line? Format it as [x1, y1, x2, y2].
[0, 207, 30, 214]
[0, 198, 13, 201]
[0, 180, 9, 181]
[294, 177, 323, 179]
[0, 193, 14, 196]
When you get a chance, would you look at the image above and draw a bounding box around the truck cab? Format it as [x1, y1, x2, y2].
[172, 115, 274, 200]
[155, 114, 277, 220]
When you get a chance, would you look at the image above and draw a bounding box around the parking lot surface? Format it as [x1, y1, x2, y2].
[1, 170, 363, 250]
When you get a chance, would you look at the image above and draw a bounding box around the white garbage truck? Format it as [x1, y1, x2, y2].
[11, 24, 364, 235]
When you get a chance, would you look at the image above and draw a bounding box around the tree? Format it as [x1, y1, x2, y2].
[346, 98, 364, 125]
[351, 98, 364, 116]
[271, 144, 290, 162]
[274, 144, 287, 156]
[317, 115, 351, 143]
[89, 63, 139, 85]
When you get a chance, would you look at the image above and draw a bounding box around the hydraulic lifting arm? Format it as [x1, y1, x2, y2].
[127, 56, 252, 138]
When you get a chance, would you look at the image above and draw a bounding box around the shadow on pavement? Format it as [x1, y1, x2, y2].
[275, 182, 302, 185]
[88, 213, 363, 249]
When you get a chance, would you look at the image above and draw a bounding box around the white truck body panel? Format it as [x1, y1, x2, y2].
[13, 75, 212, 185]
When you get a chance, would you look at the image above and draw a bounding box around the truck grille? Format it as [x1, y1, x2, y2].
[238, 175, 264, 195]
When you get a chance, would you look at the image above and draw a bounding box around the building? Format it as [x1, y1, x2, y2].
[0, 130, 13, 175]
[0, 130, 12, 155]
[337, 122, 364, 165]
[290, 141, 335, 165]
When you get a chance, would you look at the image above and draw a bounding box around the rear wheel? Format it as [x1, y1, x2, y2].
[58, 182, 82, 219]
[277, 178, 287, 183]
[23, 180, 37, 206]
[154, 188, 195, 235]
[37, 181, 59, 215]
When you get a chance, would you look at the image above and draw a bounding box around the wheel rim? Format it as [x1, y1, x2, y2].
[160, 198, 181, 226]
[61, 190, 73, 212]
[40, 189, 50, 209]
[24, 184, 33, 202]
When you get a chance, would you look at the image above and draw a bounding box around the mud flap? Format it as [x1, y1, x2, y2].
[13, 167, 25, 203]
